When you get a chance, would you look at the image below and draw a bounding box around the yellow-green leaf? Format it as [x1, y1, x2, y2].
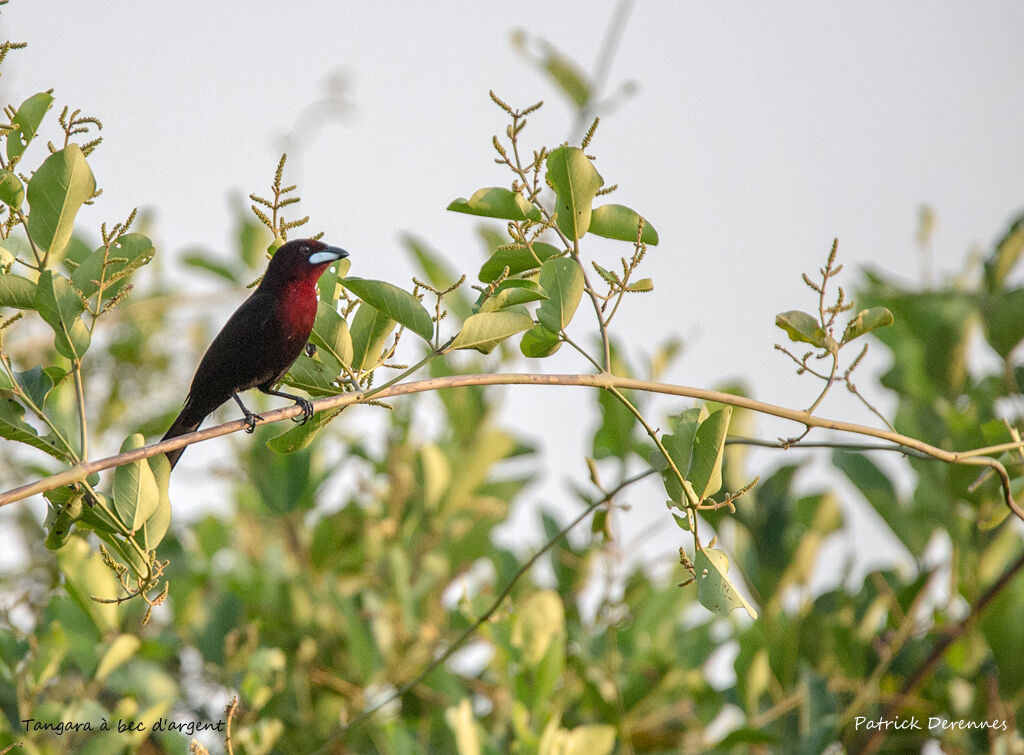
[26, 144, 97, 260]
[545, 146, 603, 240]
[537, 257, 584, 333]
[588, 203, 659, 244]
[450, 311, 533, 354]
[340, 277, 434, 342]
[447, 187, 541, 221]
[695, 547, 758, 619]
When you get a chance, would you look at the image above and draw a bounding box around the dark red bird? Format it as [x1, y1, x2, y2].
[162, 238, 348, 468]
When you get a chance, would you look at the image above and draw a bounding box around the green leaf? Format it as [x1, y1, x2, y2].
[981, 289, 1024, 358]
[35, 270, 91, 359]
[512, 32, 591, 107]
[479, 242, 562, 282]
[26, 144, 97, 260]
[559, 725, 616, 755]
[71, 233, 155, 301]
[984, 214, 1024, 290]
[340, 277, 434, 342]
[588, 203, 659, 244]
[266, 408, 343, 454]
[283, 354, 338, 396]
[520, 323, 561, 358]
[142, 453, 172, 550]
[627, 278, 654, 292]
[688, 406, 732, 500]
[42, 486, 85, 550]
[660, 409, 702, 503]
[444, 699, 482, 755]
[477, 279, 548, 313]
[0, 170, 25, 209]
[75, 490, 123, 536]
[842, 306, 894, 343]
[447, 187, 541, 221]
[0, 272, 38, 309]
[775, 309, 825, 347]
[511, 590, 565, 665]
[403, 232, 473, 320]
[545, 146, 603, 239]
[94, 634, 142, 683]
[6, 91, 54, 161]
[56, 536, 119, 633]
[316, 256, 350, 304]
[0, 398, 68, 460]
[450, 311, 533, 354]
[113, 433, 160, 532]
[181, 252, 238, 282]
[309, 301, 353, 369]
[15, 365, 65, 407]
[348, 302, 396, 371]
[695, 547, 758, 619]
[537, 257, 584, 333]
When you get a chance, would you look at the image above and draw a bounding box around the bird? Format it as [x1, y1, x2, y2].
[162, 238, 349, 469]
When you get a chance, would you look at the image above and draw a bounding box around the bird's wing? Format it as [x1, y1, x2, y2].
[186, 291, 288, 414]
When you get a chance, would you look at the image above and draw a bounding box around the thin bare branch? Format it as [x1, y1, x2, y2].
[3, 372, 1021, 520]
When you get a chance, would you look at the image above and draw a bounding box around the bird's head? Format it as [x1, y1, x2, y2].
[263, 239, 350, 287]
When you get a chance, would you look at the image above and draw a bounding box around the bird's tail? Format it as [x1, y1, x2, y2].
[162, 397, 206, 470]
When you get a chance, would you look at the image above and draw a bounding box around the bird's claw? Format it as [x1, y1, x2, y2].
[292, 397, 314, 425]
[244, 412, 264, 433]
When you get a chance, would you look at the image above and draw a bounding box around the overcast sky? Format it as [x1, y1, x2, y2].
[3, 2, 1023, 578]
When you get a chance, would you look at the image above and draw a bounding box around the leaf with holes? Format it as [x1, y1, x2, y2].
[696, 547, 758, 619]
[6, 91, 53, 161]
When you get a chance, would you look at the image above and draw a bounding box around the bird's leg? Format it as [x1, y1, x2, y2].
[232, 393, 264, 434]
[260, 387, 314, 425]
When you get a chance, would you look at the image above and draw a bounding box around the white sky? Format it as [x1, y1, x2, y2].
[2, 3, 1023, 579]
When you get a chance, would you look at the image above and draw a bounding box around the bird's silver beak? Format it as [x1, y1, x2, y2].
[309, 246, 349, 264]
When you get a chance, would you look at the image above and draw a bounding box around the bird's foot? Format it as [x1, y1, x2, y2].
[292, 397, 314, 424]
[243, 411, 264, 433]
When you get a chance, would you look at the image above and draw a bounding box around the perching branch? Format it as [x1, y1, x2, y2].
[3, 371, 1021, 521]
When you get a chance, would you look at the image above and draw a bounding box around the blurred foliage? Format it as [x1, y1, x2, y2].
[2, 9, 1024, 755]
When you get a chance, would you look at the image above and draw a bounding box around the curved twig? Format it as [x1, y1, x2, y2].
[2, 372, 1021, 520]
